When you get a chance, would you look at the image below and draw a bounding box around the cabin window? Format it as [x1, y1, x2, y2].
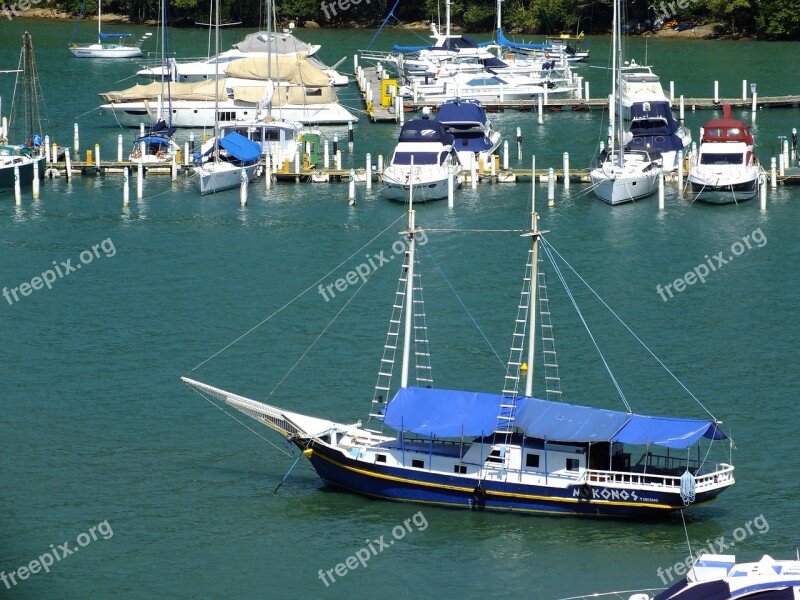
[412, 459, 425, 468]
[485, 448, 505, 464]
[526, 453, 540, 468]
[306, 88, 323, 97]
[566, 458, 580, 472]
[454, 465, 467, 474]
[376, 454, 387, 463]
[700, 153, 744, 166]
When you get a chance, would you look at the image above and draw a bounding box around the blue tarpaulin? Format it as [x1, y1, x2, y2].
[218, 131, 261, 163]
[497, 28, 550, 50]
[381, 386, 726, 449]
[99, 33, 132, 39]
[397, 120, 454, 146]
[435, 99, 489, 129]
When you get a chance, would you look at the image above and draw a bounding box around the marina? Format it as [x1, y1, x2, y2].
[2, 17, 800, 600]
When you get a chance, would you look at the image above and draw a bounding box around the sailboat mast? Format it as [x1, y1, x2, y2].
[445, 0, 451, 38]
[614, 0, 623, 167]
[212, 0, 220, 162]
[400, 160, 416, 389]
[524, 194, 540, 397]
[97, 0, 102, 39]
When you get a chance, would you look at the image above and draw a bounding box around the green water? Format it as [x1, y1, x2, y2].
[1, 18, 799, 600]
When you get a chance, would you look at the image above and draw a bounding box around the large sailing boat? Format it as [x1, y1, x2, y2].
[589, 0, 660, 205]
[1, 32, 46, 193]
[183, 193, 735, 518]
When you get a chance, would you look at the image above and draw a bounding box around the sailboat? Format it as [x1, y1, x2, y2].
[1, 32, 46, 193]
[192, 0, 260, 195]
[182, 190, 735, 518]
[590, 0, 660, 205]
[69, 0, 149, 58]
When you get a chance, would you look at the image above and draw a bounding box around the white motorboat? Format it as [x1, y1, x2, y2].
[404, 71, 546, 103]
[68, 0, 149, 58]
[622, 100, 692, 172]
[382, 120, 461, 202]
[590, 0, 660, 204]
[688, 105, 761, 204]
[434, 98, 501, 169]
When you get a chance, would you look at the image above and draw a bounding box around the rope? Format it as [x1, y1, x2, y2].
[191, 213, 407, 371]
[541, 237, 719, 421]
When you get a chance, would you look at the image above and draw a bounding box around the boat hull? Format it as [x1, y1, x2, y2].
[300, 439, 725, 518]
[0, 155, 46, 193]
[689, 174, 759, 204]
[382, 177, 452, 202]
[590, 170, 659, 205]
[69, 45, 142, 58]
[194, 161, 259, 195]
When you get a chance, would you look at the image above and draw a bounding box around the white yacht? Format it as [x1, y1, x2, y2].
[434, 98, 501, 169]
[382, 119, 461, 202]
[617, 61, 668, 121]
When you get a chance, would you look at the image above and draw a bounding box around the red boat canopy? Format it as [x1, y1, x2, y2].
[701, 105, 754, 145]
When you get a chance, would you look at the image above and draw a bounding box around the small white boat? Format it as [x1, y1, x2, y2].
[591, 149, 661, 205]
[193, 132, 261, 195]
[128, 127, 181, 164]
[68, 1, 149, 58]
[434, 98, 501, 169]
[688, 105, 761, 204]
[382, 119, 461, 202]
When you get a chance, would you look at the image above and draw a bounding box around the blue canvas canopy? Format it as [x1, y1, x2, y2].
[435, 99, 489, 129]
[497, 28, 550, 50]
[99, 33, 132, 39]
[398, 120, 454, 146]
[627, 101, 687, 152]
[218, 131, 261, 163]
[381, 386, 726, 449]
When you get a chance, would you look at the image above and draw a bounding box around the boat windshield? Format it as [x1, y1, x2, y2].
[700, 152, 744, 165]
[393, 151, 447, 165]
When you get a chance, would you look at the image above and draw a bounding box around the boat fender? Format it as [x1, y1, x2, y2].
[578, 482, 592, 502]
[131, 149, 141, 159]
[473, 483, 486, 503]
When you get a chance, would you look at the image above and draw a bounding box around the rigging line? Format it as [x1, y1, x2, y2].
[265, 260, 373, 400]
[185, 385, 294, 457]
[365, 0, 404, 51]
[541, 237, 718, 421]
[539, 238, 632, 412]
[191, 212, 407, 372]
[423, 228, 526, 233]
[420, 243, 507, 372]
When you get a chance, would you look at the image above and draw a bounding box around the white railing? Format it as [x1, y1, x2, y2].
[585, 463, 734, 490]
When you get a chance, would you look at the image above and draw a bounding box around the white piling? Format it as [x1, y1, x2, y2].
[713, 81, 719, 104]
[547, 168, 555, 206]
[294, 151, 300, 178]
[51, 142, 58, 164]
[240, 167, 247, 206]
[398, 95, 405, 124]
[679, 95, 685, 122]
[562, 152, 570, 190]
[677, 150, 684, 191]
[584, 81, 589, 101]
[365, 153, 372, 190]
[353, 54, 358, 72]
[335, 150, 342, 171]
[779, 151, 785, 177]
[184, 142, 190, 166]
[531, 155, 536, 207]
[139, 123, 145, 138]
[333, 134, 339, 157]
[470, 154, 477, 189]
[742, 80, 748, 101]
[447, 161, 455, 208]
[348, 169, 356, 203]
[123, 167, 130, 206]
[516, 127, 522, 161]
[377, 154, 384, 173]
[323, 140, 330, 169]
[137, 161, 143, 199]
[760, 173, 767, 210]
[752, 90, 758, 113]
[171, 153, 177, 180]
[490, 154, 496, 177]
[770, 157, 777, 187]
[265, 154, 272, 190]
[94, 143, 100, 174]
[189, 131, 195, 154]
[669, 81, 675, 102]
[658, 170, 665, 210]
[0, 116, 6, 139]
[65, 148, 72, 180]
[44, 135, 50, 163]
[73, 122, 79, 154]
[117, 134, 123, 162]
[347, 121, 354, 153]
[502, 140, 509, 170]
[32, 159, 39, 199]
[14, 165, 21, 204]
[783, 139, 789, 170]
[537, 94, 543, 125]
[576, 76, 583, 100]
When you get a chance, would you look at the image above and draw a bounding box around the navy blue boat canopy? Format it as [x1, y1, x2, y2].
[398, 120, 454, 145]
[218, 131, 261, 163]
[381, 386, 727, 449]
[435, 99, 489, 128]
[99, 33, 132, 39]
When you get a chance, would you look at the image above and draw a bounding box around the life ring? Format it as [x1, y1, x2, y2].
[131, 149, 141, 159]
[578, 482, 592, 502]
[156, 151, 167, 160]
[472, 483, 487, 503]
[545, 51, 552, 59]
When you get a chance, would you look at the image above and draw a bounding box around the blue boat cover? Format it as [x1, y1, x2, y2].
[382, 386, 726, 448]
[392, 44, 429, 52]
[398, 120, 454, 146]
[435, 99, 489, 128]
[98, 33, 132, 39]
[134, 135, 171, 146]
[218, 131, 261, 163]
[497, 28, 550, 50]
[626, 101, 687, 152]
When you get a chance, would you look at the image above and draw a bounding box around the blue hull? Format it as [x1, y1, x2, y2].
[300, 440, 722, 518]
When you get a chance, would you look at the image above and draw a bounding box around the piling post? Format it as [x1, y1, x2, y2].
[32, 159, 39, 199]
[713, 81, 719, 104]
[137, 160, 143, 199]
[679, 95, 685, 123]
[502, 140, 509, 170]
[348, 169, 356, 203]
[171, 152, 177, 181]
[669, 81, 675, 102]
[65, 148, 72, 180]
[240, 167, 247, 207]
[323, 140, 330, 169]
[117, 134, 123, 162]
[377, 154, 384, 173]
[398, 96, 404, 124]
[184, 142, 190, 167]
[779, 152, 785, 177]
[44, 135, 51, 164]
[516, 127, 522, 161]
[760, 173, 767, 210]
[95, 143, 101, 174]
[335, 149, 342, 171]
[562, 152, 570, 190]
[742, 80, 748, 101]
[658, 170, 665, 210]
[677, 150, 684, 192]
[73, 122, 79, 154]
[447, 161, 454, 208]
[14, 165, 21, 205]
[783, 139, 789, 170]
[365, 153, 372, 190]
[537, 95, 543, 125]
[751, 85, 757, 113]
[770, 157, 777, 187]
[140, 123, 145, 138]
[547, 168, 555, 206]
[470, 154, 477, 190]
[584, 81, 589, 101]
[348, 121, 354, 153]
[333, 135, 339, 157]
[123, 167, 130, 206]
[265, 154, 272, 190]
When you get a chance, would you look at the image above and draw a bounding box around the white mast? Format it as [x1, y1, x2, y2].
[524, 188, 540, 397]
[400, 159, 416, 389]
[212, 0, 220, 163]
[445, 0, 451, 38]
[614, 0, 623, 167]
[97, 0, 102, 40]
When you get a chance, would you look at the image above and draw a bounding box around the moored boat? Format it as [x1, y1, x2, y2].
[434, 98, 501, 169]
